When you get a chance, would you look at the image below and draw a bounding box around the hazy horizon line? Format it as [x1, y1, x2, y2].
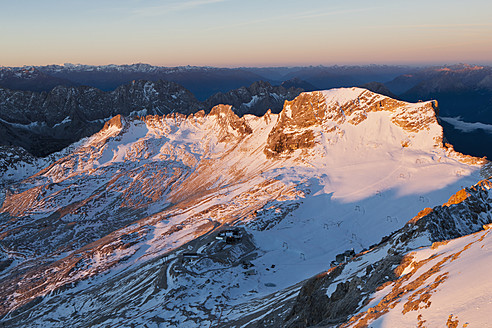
[2, 61, 492, 69]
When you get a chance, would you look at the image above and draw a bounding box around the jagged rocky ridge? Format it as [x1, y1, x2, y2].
[0, 88, 488, 327]
[359, 81, 397, 99]
[0, 80, 302, 157]
[0, 64, 411, 96]
[204, 80, 303, 117]
[0, 80, 199, 156]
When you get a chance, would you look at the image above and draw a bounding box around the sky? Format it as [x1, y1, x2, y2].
[1, 0, 492, 67]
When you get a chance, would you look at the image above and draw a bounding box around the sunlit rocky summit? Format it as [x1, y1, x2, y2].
[0, 88, 490, 327]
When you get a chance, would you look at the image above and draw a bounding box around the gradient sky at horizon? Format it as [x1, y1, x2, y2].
[1, 0, 492, 67]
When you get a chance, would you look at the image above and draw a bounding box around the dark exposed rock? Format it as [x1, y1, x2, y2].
[360, 81, 397, 99]
[282, 255, 403, 328]
[0, 79, 302, 157]
[204, 81, 303, 117]
[0, 146, 37, 181]
[0, 80, 200, 156]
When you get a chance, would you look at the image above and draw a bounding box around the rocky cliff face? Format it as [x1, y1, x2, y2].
[264, 91, 326, 158]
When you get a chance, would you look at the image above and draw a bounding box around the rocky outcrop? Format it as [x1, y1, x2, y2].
[101, 114, 125, 131]
[283, 254, 404, 327]
[443, 142, 487, 165]
[209, 104, 253, 142]
[264, 92, 326, 158]
[204, 81, 303, 117]
[360, 81, 397, 99]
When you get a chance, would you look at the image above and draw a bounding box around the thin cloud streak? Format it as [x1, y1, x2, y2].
[133, 0, 228, 17]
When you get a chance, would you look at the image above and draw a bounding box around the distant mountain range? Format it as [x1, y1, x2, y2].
[0, 64, 410, 99]
[1, 63, 492, 159]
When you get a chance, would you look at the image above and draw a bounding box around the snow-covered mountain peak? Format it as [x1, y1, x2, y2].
[264, 88, 485, 164]
[278, 87, 439, 130]
[28, 87, 485, 197]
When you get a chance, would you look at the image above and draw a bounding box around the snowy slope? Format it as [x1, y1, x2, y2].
[0, 88, 487, 327]
[334, 178, 492, 328]
[241, 177, 492, 327]
[357, 227, 492, 328]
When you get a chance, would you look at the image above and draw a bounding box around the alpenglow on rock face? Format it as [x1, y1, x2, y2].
[264, 88, 478, 163]
[0, 88, 488, 327]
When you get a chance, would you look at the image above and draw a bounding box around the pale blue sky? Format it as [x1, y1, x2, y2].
[1, 0, 491, 67]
